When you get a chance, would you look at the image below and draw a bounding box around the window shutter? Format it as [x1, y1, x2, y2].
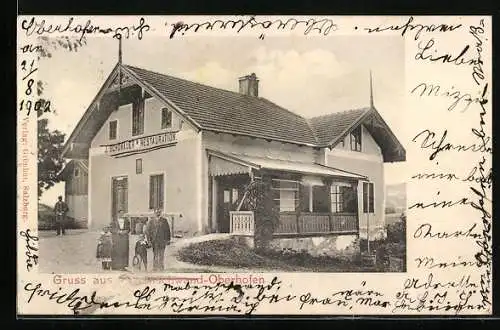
[139, 98, 145, 135]
[159, 175, 164, 209]
[109, 121, 117, 140]
[363, 182, 368, 213]
[369, 183, 374, 213]
[149, 176, 154, 209]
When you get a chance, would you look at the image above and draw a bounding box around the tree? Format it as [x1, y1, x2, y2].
[35, 36, 85, 198]
[38, 118, 65, 199]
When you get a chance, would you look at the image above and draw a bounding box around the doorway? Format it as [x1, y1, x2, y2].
[216, 175, 248, 233]
[111, 176, 128, 222]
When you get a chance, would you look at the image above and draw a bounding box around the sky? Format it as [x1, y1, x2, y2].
[38, 35, 407, 205]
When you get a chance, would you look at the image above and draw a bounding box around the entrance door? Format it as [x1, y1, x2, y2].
[217, 187, 233, 233]
[111, 176, 128, 222]
[216, 183, 242, 233]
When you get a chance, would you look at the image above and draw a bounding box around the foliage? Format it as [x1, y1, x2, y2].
[260, 248, 370, 272]
[386, 213, 406, 243]
[38, 203, 87, 230]
[177, 238, 292, 270]
[240, 177, 279, 249]
[37, 36, 87, 59]
[38, 119, 65, 198]
[178, 238, 377, 272]
[373, 213, 407, 271]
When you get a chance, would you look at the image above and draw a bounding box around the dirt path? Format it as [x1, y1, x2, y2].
[38, 230, 255, 274]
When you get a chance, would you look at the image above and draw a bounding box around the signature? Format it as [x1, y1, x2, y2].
[20, 17, 150, 42]
[413, 223, 482, 240]
[410, 82, 484, 113]
[469, 19, 486, 85]
[168, 16, 338, 39]
[364, 16, 461, 40]
[24, 277, 285, 314]
[411, 166, 492, 185]
[414, 256, 477, 269]
[467, 18, 492, 310]
[412, 129, 492, 161]
[415, 38, 481, 66]
[19, 229, 39, 271]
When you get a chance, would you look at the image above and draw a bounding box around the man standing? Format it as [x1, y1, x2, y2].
[145, 209, 171, 271]
[54, 196, 69, 236]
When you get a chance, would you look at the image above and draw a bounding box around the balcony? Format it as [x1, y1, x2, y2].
[274, 212, 358, 236]
[229, 211, 358, 237]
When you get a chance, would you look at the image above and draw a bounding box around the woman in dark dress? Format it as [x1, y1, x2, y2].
[111, 210, 131, 271]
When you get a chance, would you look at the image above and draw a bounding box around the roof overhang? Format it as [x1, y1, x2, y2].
[327, 107, 406, 163]
[62, 63, 202, 159]
[207, 149, 367, 180]
[56, 159, 89, 181]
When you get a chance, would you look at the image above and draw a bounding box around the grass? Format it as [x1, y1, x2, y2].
[177, 238, 382, 272]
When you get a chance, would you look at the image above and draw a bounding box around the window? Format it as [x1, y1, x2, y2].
[350, 126, 362, 152]
[149, 174, 164, 210]
[161, 108, 173, 129]
[132, 98, 145, 136]
[331, 183, 357, 213]
[313, 186, 330, 212]
[74, 168, 79, 177]
[109, 120, 117, 140]
[300, 184, 330, 213]
[362, 182, 374, 213]
[224, 190, 231, 203]
[272, 179, 299, 212]
[136, 158, 142, 174]
[232, 188, 239, 203]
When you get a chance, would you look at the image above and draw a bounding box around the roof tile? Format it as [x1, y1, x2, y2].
[126, 65, 320, 145]
[308, 108, 370, 145]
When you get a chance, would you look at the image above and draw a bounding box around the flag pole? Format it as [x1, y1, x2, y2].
[369, 70, 374, 108]
[118, 37, 123, 94]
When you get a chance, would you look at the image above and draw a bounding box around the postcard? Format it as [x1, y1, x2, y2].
[17, 15, 492, 316]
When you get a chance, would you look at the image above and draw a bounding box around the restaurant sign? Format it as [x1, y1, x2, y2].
[103, 132, 177, 157]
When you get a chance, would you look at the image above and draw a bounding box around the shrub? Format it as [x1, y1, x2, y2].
[38, 203, 87, 230]
[386, 215, 406, 243]
[240, 178, 279, 250]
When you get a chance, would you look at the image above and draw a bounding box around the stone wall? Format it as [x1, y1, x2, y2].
[268, 235, 360, 260]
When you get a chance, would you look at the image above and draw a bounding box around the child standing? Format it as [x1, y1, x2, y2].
[133, 234, 149, 271]
[96, 225, 113, 270]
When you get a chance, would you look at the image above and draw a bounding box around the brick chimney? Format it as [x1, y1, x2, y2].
[238, 73, 259, 97]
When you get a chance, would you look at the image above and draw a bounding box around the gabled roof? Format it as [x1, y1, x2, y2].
[308, 107, 406, 162]
[62, 63, 405, 162]
[57, 159, 89, 180]
[308, 108, 371, 146]
[124, 65, 318, 146]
